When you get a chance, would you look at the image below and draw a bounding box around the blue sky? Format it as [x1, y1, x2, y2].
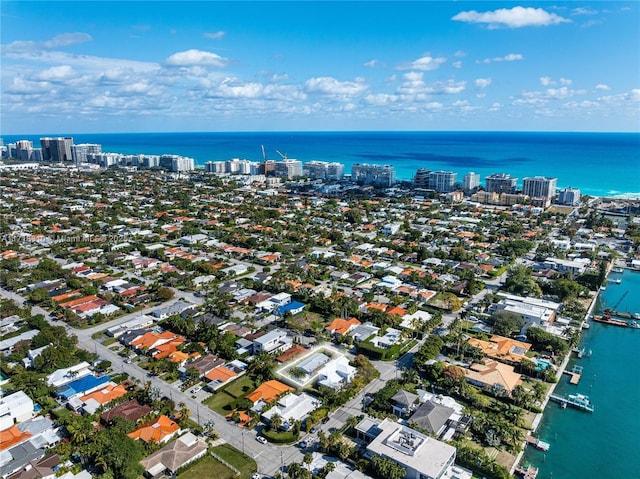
[1, 1, 639, 134]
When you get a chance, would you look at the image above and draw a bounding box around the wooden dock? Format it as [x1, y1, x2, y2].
[564, 371, 581, 384]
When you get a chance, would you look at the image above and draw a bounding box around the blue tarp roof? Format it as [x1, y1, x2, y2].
[56, 374, 111, 400]
[276, 301, 306, 316]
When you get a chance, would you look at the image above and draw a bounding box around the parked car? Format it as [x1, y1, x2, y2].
[298, 440, 307, 448]
[256, 436, 268, 445]
[310, 426, 320, 433]
[321, 416, 330, 424]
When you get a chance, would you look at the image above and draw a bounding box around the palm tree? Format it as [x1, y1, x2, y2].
[401, 367, 420, 385]
[269, 413, 283, 431]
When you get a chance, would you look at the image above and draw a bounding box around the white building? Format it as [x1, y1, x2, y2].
[382, 223, 402, 235]
[253, 329, 291, 354]
[462, 172, 480, 192]
[46, 362, 92, 388]
[429, 171, 457, 193]
[557, 187, 581, 206]
[522, 176, 557, 199]
[352, 163, 396, 187]
[261, 392, 321, 429]
[317, 356, 356, 390]
[0, 391, 34, 430]
[366, 418, 456, 479]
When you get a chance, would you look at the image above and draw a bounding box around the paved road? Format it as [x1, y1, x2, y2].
[0, 286, 300, 476]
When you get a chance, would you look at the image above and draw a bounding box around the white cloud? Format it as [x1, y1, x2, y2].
[595, 83, 611, 91]
[559, 78, 572, 85]
[452, 61, 463, 69]
[364, 93, 398, 106]
[572, 8, 598, 16]
[454, 50, 466, 57]
[36, 65, 75, 81]
[2, 32, 92, 54]
[475, 78, 492, 88]
[540, 76, 553, 86]
[479, 53, 523, 64]
[165, 49, 228, 67]
[203, 31, 225, 40]
[452, 7, 570, 29]
[304, 76, 368, 96]
[364, 59, 380, 68]
[400, 55, 447, 71]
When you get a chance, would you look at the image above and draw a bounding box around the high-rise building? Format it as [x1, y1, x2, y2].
[485, 173, 517, 194]
[15, 140, 33, 161]
[352, 163, 396, 187]
[303, 161, 345, 181]
[523, 176, 557, 199]
[557, 187, 581, 206]
[463, 172, 480, 192]
[159, 155, 194, 172]
[40, 137, 73, 162]
[413, 168, 431, 189]
[429, 170, 457, 193]
[274, 159, 303, 179]
[71, 143, 102, 164]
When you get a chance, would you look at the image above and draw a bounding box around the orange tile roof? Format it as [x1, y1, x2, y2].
[0, 426, 31, 451]
[166, 351, 190, 364]
[246, 380, 293, 404]
[386, 306, 407, 317]
[366, 303, 387, 312]
[205, 366, 237, 383]
[127, 415, 180, 443]
[59, 294, 98, 308]
[325, 317, 361, 335]
[52, 290, 81, 302]
[276, 345, 307, 363]
[131, 331, 178, 350]
[81, 383, 127, 405]
[152, 337, 187, 358]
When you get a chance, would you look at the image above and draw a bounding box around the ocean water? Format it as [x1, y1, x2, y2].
[2, 131, 639, 198]
[522, 268, 640, 479]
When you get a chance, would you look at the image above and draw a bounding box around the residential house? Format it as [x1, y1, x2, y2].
[101, 399, 152, 424]
[325, 317, 361, 337]
[261, 393, 321, 430]
[463, 360, 522, 396]
[245, 380, 293, 410]
[139, 432, 208, 479]
[0, 392, 33, 431]
[128, 415, 180, 444]
[252, 329, 291, 355]
[391, 390, 419, 418]
[366, 418, 456, 479]
[467, 335, 532, 364]
[317, 356, 356, 390]
[408, 400, 455, 437]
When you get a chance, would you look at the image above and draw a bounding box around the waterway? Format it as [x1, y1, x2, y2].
[522, 268, 640, 478]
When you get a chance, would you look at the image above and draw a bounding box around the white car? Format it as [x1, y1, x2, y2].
[251, 474, 261, 479]
[256, 436, 267, 445]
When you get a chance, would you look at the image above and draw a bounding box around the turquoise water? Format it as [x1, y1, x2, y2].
[3, 131, 639, 197]
[522, 269, 640, 479]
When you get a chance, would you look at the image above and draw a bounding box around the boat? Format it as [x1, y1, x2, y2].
[592, 313, 631, 328]
[634, 313, 640, 320]
[525, 435, 550, 451]
[630, 321, 640, 329]
[582, 322, 590, 329]
[568, 393, 593, 410]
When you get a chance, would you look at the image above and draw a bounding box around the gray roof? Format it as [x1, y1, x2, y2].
[391, 390, 419, 407]
[408, 400, 455, 435]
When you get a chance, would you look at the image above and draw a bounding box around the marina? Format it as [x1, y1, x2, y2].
[523, 268, 640, 478]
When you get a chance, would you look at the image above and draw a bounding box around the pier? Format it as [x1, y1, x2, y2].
[549, 393, 594, 412]
[514, 465, 539, 479]
[563, 365, 583, 384]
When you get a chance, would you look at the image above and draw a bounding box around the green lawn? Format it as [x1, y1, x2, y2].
[203, 376, 255, 415]
[224, 376, 255, 398]
[211, 444, 258, 478]
[177, 456, 238, 479]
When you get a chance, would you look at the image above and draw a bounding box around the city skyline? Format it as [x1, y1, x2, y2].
[1, 1, 639, 134]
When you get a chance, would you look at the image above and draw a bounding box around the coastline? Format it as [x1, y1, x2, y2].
[513, 260, 613, 475]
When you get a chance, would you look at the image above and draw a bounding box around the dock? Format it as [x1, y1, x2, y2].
[514, 465, 539, 479]
[549, 393, 594, 412]
[563, 364, 583, 384]
[525, 435, 550, 451]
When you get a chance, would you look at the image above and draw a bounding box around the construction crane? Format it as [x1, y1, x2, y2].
[611, 290, 628, 311]
[261, 144, 266, 162]
[275, 149, 287, 160]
